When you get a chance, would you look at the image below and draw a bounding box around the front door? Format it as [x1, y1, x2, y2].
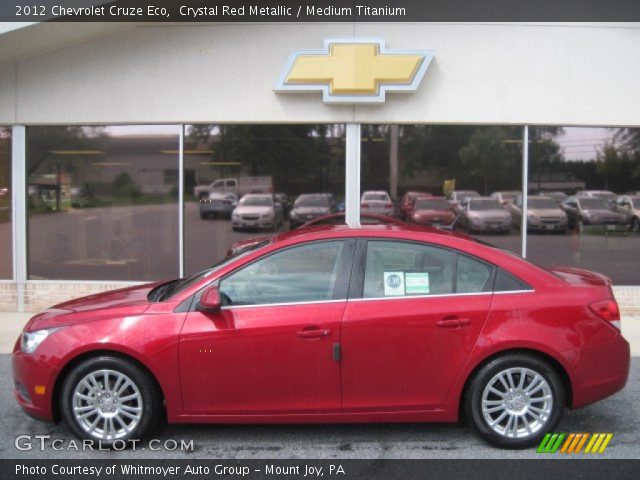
[180, 240, 352, 415]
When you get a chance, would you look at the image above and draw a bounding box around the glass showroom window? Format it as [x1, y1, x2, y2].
[0, 127, 11, 278]
[360, 125, 524, 253]
[26, 126, 180, 281]
[526, 126, 640, 284]
[184, 124, 345, 275]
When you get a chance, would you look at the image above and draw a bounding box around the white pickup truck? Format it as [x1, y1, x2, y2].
[194, 176, 273, 199]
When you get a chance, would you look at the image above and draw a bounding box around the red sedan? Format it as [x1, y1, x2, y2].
[13, 225, 629, 449]
[408, 196, 456, 227]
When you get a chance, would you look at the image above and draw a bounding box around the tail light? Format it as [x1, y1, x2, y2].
[589, 299, 621, 330]
[385, 203, 393, 209]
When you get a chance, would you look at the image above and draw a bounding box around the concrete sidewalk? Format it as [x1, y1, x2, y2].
[2, 311, 640, 356]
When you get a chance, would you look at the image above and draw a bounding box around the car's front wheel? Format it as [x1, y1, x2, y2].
[60, 356, 161, 447]
[465, 353, 564, 449]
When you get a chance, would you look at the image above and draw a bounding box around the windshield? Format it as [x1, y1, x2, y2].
[294, 195, 330, 208]
[415, 199, 449, 210]
[239, 196, 272, 207]
[457, 191, 479, 200]
[529, 198, 558, 209]
[363, 193, 389, 202]
[469, 199, 503, 211]
[579, 198, 608, 209]
[500, 193, 517, 201]
[151, 240, 270, 301]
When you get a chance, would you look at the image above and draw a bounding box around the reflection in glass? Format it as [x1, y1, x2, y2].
[361, 125, 523, 252]
[26, 126, 180, 281]
[527, 127, 640, 284]
[0, 127, 11, 279]
[184, 125, 346, 275]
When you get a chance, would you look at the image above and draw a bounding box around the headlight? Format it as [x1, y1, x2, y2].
[21, 327, 63, 354]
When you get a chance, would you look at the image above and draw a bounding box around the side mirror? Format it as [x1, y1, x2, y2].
[198, 286, 221, 312]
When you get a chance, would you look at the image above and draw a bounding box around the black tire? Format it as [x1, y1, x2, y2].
[631, 217, 640, 233]
[60, 356, 161, 448]
[200, 213, 207, 219]
[464, 353, 564, 449]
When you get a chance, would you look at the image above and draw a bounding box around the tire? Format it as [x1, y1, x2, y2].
[200, 213, 207, 220]
[631, 217, 640, 233]
[60, 356, 161, 448]
[464, 353, 564, 449]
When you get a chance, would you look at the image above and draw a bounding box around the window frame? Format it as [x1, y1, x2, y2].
[190, 238, 357, 310]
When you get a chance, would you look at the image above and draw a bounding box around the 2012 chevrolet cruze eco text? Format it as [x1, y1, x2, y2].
[12, 225, 630, 449]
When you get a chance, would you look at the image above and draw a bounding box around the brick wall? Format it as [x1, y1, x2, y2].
[0, 282, 17, 311]
[23, 281, 140, 313]
[0, 281, 639, 316]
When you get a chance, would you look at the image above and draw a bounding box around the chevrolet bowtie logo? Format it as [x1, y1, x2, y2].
[275, 38, 434, 103]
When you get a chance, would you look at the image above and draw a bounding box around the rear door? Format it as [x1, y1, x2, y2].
[341, 239, 494, 411]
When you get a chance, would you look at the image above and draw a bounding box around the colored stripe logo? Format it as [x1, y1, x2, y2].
[537, 433, 613, 454]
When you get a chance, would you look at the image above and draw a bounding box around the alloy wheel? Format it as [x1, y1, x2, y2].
[71, 369, 143, 441]
[481, 367, 553, 439]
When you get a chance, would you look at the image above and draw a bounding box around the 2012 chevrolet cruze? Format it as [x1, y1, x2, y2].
[13, 225, 630, 449]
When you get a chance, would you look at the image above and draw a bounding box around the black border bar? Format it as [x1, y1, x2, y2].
[3, 0, 640, 22]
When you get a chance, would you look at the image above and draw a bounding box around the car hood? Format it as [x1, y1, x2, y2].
[529, 208, 565, 217]
[234, 206, 273, 215]
[25, 283, 157, 331]
[414, 209, 452, 217]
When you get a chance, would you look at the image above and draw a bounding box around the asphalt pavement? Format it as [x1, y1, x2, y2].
[1, 355, 638, 459]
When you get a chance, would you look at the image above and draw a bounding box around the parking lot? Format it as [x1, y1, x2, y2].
[0, 355, 638, 460]
[15, 202, 640, 283]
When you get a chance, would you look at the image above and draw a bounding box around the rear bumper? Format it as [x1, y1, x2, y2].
[569, 333, 630, 409]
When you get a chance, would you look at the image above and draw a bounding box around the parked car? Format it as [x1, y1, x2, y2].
[448, 190, 480, 212]
[361, 190, 394, 216]
[614, 195, 640, 232]
[199, 192, 238, 219]
[13, 224, 629, 449]
[231, 194, 283, 231]
[408, 196, 455, 228]
[289, 193, 334, 229]
[399, 191, 431, 220]
[561, 196, 625, 228]
[575, 190, 617, 206]
[458, 197, 511, 234]
[193, 176, 273, 200]
[490, 191, 521, 206]
[509, 195, 568, 233]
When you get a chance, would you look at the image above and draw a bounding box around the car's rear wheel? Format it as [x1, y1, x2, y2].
[465, 354, 564, 449]
[61, 356, 160, 447]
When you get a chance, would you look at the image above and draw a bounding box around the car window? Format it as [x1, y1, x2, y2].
[494, 269, 532, 292]
[219, 241, 345, 306]
[456, 254, 494, 293]
[363, 241, 454, 298]
[225, 180, 235, 187]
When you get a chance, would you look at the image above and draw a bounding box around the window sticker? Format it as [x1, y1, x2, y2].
[384, 271, 405, 296]
[405, 272, 430, 295]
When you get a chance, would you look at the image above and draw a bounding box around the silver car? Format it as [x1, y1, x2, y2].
[231, 194, 283, 231]
[561, 196, 625, 228]
[361, 190, 394, 216]
[459, 197, 511, 234]
[509, 195, 568, 232]
[490, 191, 521, 206]
[199, 192, 238, 219]
[615, 195, 640, 232]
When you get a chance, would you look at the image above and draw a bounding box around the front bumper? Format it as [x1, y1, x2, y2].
[232, 218, 276, 230]
[12, 340, 58, 421]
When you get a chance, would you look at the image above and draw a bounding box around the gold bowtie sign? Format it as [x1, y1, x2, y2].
[275, 38, 434, 103]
